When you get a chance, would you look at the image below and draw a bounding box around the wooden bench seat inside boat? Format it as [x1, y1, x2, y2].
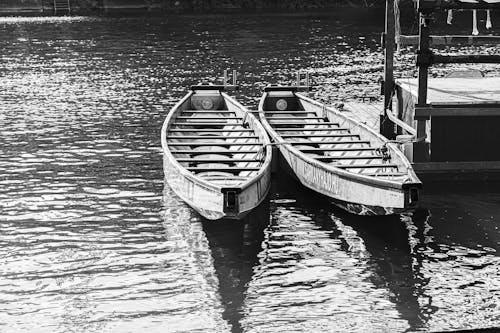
[263, 107, 404, 177]
[167, 105, 265, 178]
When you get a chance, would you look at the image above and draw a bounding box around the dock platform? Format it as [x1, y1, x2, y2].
[396, 77, 500, 106]
[342, 101, 381, 131]
[340, 80, 500, 182]
[377, 0, 500, 182]
[395, 77, 500, 181]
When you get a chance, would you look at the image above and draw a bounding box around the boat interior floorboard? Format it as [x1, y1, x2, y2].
[167, 135, 259, 139]
[275, 127, 347, 132]
[336, 163, 399, 169]
[280, 133, 359, 138]
[288, 140, 371, 145]
[167, 107, 268, 179]
[315, 155, 382, 161]
[269, 121, 340, 126]
[171, 149, 260, 154]
[297, 147, 377, 152]
[177, 159, 261, 164]
[187, 167, 261, 172]
[168, 128, 254, 132]
[176, 116, 243, 120]
[266, 116, 326, 120]
[182, 110, 237, 113]
[265, 109, 313, 114]
[263, 105, 408, 178]
[168, 142, 262, 146]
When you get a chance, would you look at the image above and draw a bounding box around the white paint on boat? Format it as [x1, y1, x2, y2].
[259, 89, 421, 215]
[162, 89, 272, 220]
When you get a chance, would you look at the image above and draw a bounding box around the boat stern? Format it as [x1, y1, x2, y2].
[402, 180, 422, 210]
[221, 187, 242, 218]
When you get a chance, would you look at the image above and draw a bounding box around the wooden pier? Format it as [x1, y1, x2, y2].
[377, 0, 500, 182]
[342, 101, 381, 130]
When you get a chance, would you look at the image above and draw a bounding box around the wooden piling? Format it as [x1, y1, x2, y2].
[380, 0, 396, 140]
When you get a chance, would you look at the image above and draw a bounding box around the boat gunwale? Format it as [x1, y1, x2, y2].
[258, 91, 421, 190]
[161, 90, 273, 195]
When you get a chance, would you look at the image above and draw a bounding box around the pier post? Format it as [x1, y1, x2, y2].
[414, 12, 431, 162]
[381, 0, 396, 140]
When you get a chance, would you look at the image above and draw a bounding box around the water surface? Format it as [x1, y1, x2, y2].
[0, 13, 499, 332]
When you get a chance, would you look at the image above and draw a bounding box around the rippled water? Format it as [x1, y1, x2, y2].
[0, 12, 499, 333]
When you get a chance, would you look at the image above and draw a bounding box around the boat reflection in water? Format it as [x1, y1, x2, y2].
[202, 200, 270, 333]
[236, 172, 498, 332]
[162, 184, 231, 332]
[165, 167, 500, 332]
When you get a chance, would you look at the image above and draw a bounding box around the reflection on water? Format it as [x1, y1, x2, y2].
[203, 202, 270, 333]
[0, 12, 498, 333]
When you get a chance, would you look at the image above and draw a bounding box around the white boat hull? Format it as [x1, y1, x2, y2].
[259, 88, 421, 216]
[278, 148, 410, 215]
[163, 153, 271, 220]
[162, 88, 273, 220]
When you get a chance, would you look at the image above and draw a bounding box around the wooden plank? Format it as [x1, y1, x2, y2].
[172, 122, 243, 126]
[298, 147, 377, 152]
[182, 110, 235, 113]
[275, 127, 348, 132]
[264, 111, 315, 114]
[396, 77, 500, 105]
[168, 129, 254, 132]
[187, 167, 261, 172]
[269, 121, 340, 126]
[315, 155, 382, 161]
[168, 142, 263, 146]
[171, 149, 260, 154]
[337, 163, 398, 169]
[399, 35, 500, 46]
[176, 158, 260, 163]
[342, 102, 381, 130]
[280, 133, 359, 138]
[368, 172, 407, 177]
[266, 116, 326, 120]
[433, 54, 500, 64]
[167, 135, 258, 139]
[415, 106, 500, 118]
[190, 85, 228, 91]
[413, 161, 500, 172]
[382, 0, 396, 139]
[415, 14, 432, 163]
[431, 116, 500, 162]
[176, 116, 243, 120]
[288, 140, 370, 145]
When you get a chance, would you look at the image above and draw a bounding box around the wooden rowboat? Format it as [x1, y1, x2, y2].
[259, 86, 422, 216]
[161, 85, 272, 220]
